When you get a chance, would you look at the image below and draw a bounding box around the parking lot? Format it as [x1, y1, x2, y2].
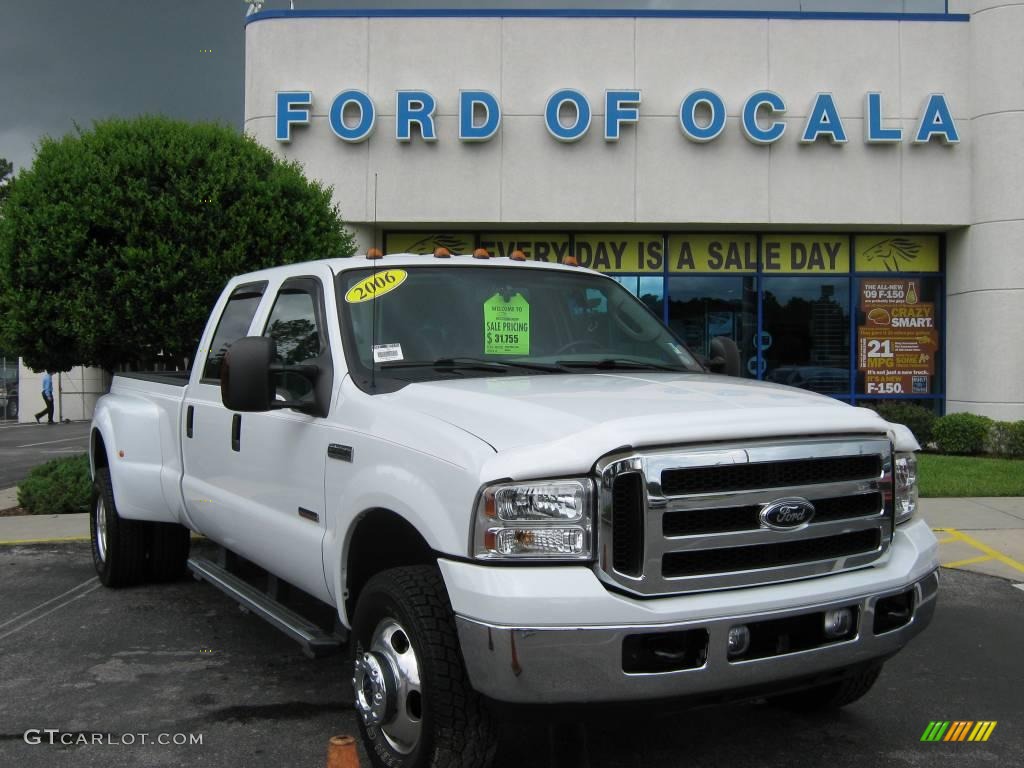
[0, 541, 1020, 768]
[0, 421, 91, 488]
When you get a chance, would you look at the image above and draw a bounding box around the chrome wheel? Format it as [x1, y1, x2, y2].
[353, 618, 423, 755]
[95, 496, 108, 563]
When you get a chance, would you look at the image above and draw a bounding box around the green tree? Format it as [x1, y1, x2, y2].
[0, 157, 12, 205]
[0, 118, 356, 372]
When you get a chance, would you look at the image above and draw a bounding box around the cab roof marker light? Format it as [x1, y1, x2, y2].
[366, 248, 384, 260]
[433, 246, 451, 258]
[509, 249, 527, 262]
[472, 247, 490, 260]
[562, 253, 579, 267]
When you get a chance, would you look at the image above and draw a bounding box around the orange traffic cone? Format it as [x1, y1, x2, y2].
[326, 735, 359, 768]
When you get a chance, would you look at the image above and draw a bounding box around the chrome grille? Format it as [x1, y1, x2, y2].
[596, 437, 894, 596]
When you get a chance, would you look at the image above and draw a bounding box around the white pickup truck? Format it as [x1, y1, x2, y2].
[90, 251, 938, 768]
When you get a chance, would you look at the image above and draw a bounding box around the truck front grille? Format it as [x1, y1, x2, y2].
[596, 437, 893, 596]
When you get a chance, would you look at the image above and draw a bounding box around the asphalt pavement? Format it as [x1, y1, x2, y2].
[0, 541, 1020, 768]
[0, 421, 91, 488]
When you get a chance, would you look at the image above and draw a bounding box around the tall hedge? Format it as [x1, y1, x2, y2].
[0, 117, 356, 371]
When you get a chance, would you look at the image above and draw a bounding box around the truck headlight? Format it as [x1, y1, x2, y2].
[473, 479, 594, 560]
[894, 452, 918, 525]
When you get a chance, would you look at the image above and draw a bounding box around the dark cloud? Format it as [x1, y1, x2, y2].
[1, 0, 925, 172]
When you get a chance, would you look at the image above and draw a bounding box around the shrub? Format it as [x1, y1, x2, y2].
[985, 420, 1024, 458]
[17, 454, 92, 515]
[932, 413, 993, 455]
[873, 402, 937, 447]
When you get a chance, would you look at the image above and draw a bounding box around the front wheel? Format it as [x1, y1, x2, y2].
[351, 566, 497, 768]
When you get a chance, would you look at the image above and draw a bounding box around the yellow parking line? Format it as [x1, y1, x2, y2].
[943, 555, 992, 569]
[936, 527, 1024, 575]
[0, 536, 90, 546]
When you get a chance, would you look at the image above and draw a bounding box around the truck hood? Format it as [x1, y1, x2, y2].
[393, 373, 902, 478]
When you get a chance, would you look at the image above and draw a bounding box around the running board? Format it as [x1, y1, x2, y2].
[187, 556, 343, 659]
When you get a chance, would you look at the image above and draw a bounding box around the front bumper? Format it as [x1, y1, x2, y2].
[445, 518, 939, 704]
[456, 569, 936, 703]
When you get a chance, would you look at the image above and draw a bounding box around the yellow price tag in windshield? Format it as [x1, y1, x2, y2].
[345, 269, 408, 303]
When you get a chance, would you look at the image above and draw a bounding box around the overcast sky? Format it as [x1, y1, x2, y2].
[1, 0, 917, 174]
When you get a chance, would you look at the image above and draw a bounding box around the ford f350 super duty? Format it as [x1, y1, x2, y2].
[90, 251, 938, 768]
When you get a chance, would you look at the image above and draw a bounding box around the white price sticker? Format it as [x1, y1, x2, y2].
[372, 343, 404, 363]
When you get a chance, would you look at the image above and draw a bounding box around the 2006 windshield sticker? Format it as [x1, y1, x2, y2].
[345, 269, 408, 304]
[483, 292, 530, 355]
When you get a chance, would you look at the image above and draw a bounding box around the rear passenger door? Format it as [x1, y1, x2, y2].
[181, 280, 267, 545]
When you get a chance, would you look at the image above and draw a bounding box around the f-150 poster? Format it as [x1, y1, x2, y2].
[857, 279, 938, 396]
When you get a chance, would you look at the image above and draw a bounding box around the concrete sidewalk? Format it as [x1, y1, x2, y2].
[1, 490, 1022, 582]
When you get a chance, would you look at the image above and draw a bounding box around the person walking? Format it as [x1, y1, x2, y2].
[34, 370, 55, 424]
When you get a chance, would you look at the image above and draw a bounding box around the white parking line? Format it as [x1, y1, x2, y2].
[0, 577, 99, 631]
[1014, 583, 1024, 593]
[16, 435, 90, 448]
[0, 579, 101, 642]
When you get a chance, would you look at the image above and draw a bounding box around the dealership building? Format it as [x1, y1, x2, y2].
[242, 1, 1013, 421]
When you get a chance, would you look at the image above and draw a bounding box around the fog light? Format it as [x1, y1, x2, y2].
[823, 608, 854, 639]
[727, 625, 750, 657]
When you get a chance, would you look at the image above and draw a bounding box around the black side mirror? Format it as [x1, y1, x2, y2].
[221, 336, 319, 413]
[708, 336, 742, 377]
[221, 337, 275, 411]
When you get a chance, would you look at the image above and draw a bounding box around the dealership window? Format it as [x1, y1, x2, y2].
[667, 276, 756, 376]
[383, 230, 945, 409]
[763, 277, 851, 395]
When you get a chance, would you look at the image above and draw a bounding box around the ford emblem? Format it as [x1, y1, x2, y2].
[760, 498, 816, 530]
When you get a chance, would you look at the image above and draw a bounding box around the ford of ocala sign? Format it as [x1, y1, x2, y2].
[275, 89, 959, 146]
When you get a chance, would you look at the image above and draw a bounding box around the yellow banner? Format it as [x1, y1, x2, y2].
[383, 232, 475, 255]
[478, 233, 571, 263]
[668, 234, 758, 273]
[854, 235, 940, 273]
[761, 235, 849, 273]
[572, 234, 664, 273]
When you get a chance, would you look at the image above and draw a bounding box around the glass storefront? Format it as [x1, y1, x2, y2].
[383, 231, 944, 410]
[0, 353, 18, 422]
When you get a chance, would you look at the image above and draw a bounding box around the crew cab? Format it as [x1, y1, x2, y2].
[89, 251, 938, 768]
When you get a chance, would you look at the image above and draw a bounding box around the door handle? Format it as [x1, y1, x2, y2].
[231, 413, 241, 452]
[186, 405, 194, 439]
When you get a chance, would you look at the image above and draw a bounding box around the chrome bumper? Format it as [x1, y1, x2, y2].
[455, 569, 938, 704]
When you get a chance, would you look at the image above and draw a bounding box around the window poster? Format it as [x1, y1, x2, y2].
[857, 279, 938, 396]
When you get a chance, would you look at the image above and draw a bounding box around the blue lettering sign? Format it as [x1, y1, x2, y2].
[915, 94, 959, 144]
[801, 93, 847, 144]
[605, 89, 642, 141]
[742, 91, 786, 144]
[680, 89, 726, 143]
[329, 89, 375, 143]
[459, 90, 501, 142]
[396, 91, 437, 142]
[865, 92, 902, 143]
[545, 89, 591, 142]
[276, 91, 312, 143]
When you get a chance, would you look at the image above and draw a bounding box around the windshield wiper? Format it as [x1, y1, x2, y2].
[555, 358, 687, 372]
[379, 357, 564, 373]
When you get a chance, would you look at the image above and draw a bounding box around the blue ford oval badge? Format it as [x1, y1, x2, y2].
[760, 498, 816, 529]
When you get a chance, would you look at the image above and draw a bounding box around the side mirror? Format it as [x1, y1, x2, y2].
[221, 337, 276, 412]
[221, 336, 320, 413]
[708, 336, 742, 377]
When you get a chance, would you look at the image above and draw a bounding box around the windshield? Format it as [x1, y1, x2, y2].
[337, 265, 703, 389]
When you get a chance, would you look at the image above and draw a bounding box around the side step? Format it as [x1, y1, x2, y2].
[188, 556, 343, 659]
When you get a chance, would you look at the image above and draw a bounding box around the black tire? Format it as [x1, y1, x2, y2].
[90, 468, 148, 588]
[147, 522, 192, 582]
[351, 566, 497, 768]
[770, 663, 883, 710]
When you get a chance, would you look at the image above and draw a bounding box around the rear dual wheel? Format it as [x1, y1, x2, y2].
[91, 468, 191, 588]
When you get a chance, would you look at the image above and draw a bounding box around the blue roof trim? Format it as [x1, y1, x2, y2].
[246, 9, 970, 24]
